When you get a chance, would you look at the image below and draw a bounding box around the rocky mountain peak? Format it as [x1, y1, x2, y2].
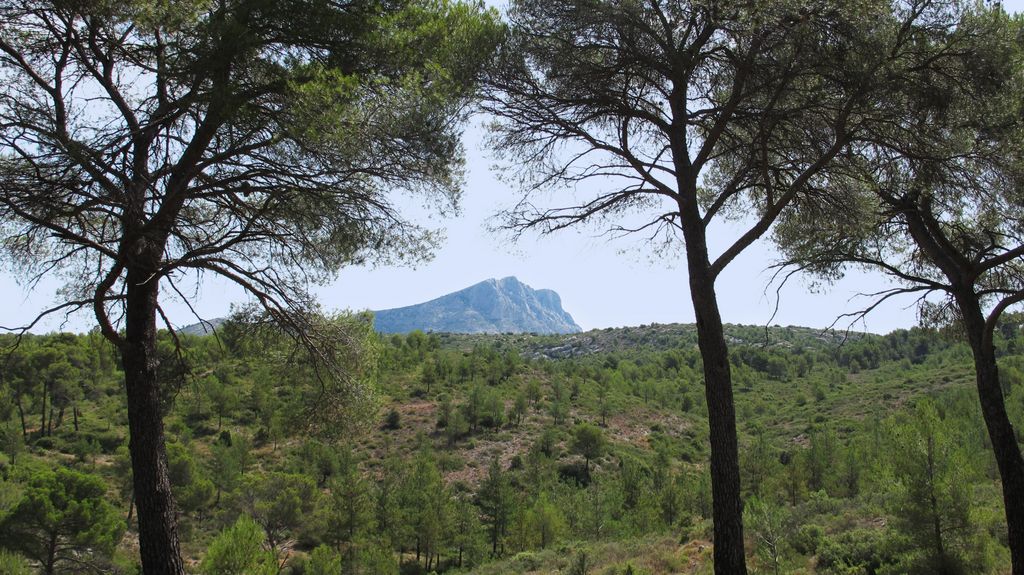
[373, 277, 581, 334]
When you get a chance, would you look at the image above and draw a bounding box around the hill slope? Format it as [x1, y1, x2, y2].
[2, 319, 1021, 574]
[373, 276, 582, 334]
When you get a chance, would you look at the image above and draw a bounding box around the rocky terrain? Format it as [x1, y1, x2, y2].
[373, 276, 582, 334]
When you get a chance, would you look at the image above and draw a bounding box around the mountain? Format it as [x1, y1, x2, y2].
[178, 318, 226, 336]
[373, 276, 582, 334]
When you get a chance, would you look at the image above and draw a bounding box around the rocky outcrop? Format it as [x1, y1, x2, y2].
[373, 277, 582, 334]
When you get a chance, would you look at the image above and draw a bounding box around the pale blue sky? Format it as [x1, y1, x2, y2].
[3, 1, 1022, 334]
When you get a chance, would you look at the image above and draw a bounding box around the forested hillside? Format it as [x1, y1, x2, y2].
[1, 317, 1023, 574]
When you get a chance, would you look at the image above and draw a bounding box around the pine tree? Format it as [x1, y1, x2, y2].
[478, 458, 512, 557]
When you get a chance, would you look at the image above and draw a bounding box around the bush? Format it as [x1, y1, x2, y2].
[69, 436, 100, 463]
[384, 408, 401, 430]
[0, 550, 31, 575]
[792, 524, 825, 555]
[558, 461, 590, 486]
[436, 451, 465, 472]
[509, 551, 543, 571]
[399, 560, 427, 575]
[201, 516, 277, 575]
[568, 551, 589, 575]
[253, 427, 269, 445]
[92, 429, 124, 453]
[32, 436, 56, 451]
[817, 529, 899, 575]
[304, 545, 343, 575]
[359, 543, 400, 575]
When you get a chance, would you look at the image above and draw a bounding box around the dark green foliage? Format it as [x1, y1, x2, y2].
[305, 545, 344, 575]
[322, 448, 374, 549]
[0, 0, 504, 569]
[792, 524, 825, 555]
[817, 529, 899, 575]
[568, 551, 589, 575]
[478, 458, 512, 557]
[385, 408, 402, 431]
[236, 472, 318, 551]
[0, 318, 1022, 573]
[0, 466, 123, 575]
[167, 441, 215, 517]
[210, 435, 251, 502]
[572, 423, 606, 477]
[887, 401, 976, 573]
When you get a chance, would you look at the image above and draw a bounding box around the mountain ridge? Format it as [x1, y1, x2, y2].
[373, 276, 582, 334]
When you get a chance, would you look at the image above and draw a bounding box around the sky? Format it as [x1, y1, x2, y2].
[2, 1, 1023, 335]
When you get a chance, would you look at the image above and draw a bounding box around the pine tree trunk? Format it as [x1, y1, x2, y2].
[926, 433, 945, 560]
[45, 532, 57, 575]
[122, 263, 186, 575]
[957, 293, 1024, 575]
[679, 187, 747, 575]
[39, 383, 46, 437]
[16, 398, 26, 439]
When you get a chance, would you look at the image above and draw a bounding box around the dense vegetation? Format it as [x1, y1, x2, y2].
[1, 317, 1023, 574]
[3, 0, 1023, 572]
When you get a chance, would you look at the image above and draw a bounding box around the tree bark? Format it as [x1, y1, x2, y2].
[926, 433, 945, 560]
[16, 398, 26, 439]
[45, 531, 57, 575]
[679, 190, 747, 575]
[957, 293, 1024, 575]
[900, 203, 1024, 574]
[122, 263, 186, 575]
[39, 382, 46, 438]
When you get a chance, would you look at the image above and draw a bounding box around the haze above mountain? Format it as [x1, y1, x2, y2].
[372, 276, 582, 334]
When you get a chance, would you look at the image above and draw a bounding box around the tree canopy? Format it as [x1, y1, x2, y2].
[773, 6, 1024, 571]
[482, 0, 946, 571]
[0, 0, 502, 338]
[0, 466, 123, 575]
[0, 1, 502, 572]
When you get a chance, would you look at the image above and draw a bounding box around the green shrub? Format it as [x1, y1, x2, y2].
[792, 524, 825, 555]
[200, 515, 277, 575]
[304, 545, 343, 575]
[509, 551, 543, 571]
[0, 550, 31, 575]
[69, 436, 100, 463]
[817, 529, 899, 575]
[32, 436, 55, 450]
[92, 429, 124, 453]
[568, 551, 589, 575]
[384, 408, 402, 430]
